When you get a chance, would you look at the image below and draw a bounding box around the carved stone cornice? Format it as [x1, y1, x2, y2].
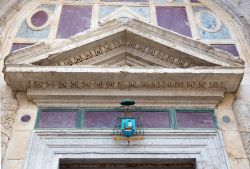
[4, 65, 243, 91]
[3, 64, 243, 107]
[27, 87, 225, 108]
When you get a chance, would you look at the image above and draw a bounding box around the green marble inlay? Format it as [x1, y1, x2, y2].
[99, 6, 121, 18]
[16, 21, 50, 38]
[129, 6, 150, 21]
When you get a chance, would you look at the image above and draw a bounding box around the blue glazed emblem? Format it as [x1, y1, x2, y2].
[121, 118, 136, 137]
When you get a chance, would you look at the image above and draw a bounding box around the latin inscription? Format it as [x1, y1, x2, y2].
[27, 80, 224, 89]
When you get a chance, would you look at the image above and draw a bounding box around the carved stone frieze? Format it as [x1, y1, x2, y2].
[47, 39, 197, 68]
[26, 80, 225, 90]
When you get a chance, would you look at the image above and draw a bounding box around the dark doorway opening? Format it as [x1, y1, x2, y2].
[60, 158, 196, 169]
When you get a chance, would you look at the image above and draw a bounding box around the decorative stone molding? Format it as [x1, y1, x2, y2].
[23, 130, 230, 169]
[27, 87, 225, 108]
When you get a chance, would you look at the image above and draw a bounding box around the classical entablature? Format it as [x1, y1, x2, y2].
[4, 19, 244, 108]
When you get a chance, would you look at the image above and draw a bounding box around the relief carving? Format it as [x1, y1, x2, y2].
[26, 80, 225, 90]
[53, 39, 195, 68]
[1, 97, 18, 161]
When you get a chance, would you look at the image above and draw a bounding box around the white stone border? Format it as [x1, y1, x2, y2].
[26, 8, 51, 31]
[23, 130, 231, 169]
[196, 10, 222, 33]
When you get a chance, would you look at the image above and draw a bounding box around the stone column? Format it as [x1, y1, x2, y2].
[233, 99, 250, 161]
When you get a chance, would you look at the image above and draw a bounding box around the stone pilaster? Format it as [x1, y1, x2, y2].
[0, 93, 18, 162]
[233, 99, 250, 161]
[2, 92, 37, 169]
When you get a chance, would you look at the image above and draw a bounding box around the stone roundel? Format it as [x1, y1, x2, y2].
[222, 116, 230, 123]
[26, 8, 51, 31]
[196, 10, 222, 33]
[21, 114, 31, 122]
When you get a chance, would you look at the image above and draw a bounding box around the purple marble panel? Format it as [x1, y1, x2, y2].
[11, 43, 33, 52]
[101, 0, 148, 2]
[56, 5, 92, 39]
[156, 7, 192, 37]
[140, 112, 170, 128]
[31, 10, 48, 27]
[190, 0, 200, 3]
[176, 112, 215, 128]
[84, 112, 116, 128]
[212, 44, 239, 57]
[39, 111, 77, 128]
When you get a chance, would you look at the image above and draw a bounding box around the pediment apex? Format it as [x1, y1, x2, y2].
[4, 18, 244, 68]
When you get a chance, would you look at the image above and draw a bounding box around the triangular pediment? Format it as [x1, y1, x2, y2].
[4, 19, 244, 101]
[5, 19, 244, 68]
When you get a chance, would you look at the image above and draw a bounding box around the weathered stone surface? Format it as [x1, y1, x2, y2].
[233, 100, 250, 131]
[0, 95, 18, 162]
[242, 132, 250, 160]
[233, 99, 250, 161]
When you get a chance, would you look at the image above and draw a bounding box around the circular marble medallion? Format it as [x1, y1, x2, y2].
[196, 10, 222, 32]
[26, 8, 51, 30]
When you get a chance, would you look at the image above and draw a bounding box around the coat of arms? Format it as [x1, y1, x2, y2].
[113, 99, 144, 143]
